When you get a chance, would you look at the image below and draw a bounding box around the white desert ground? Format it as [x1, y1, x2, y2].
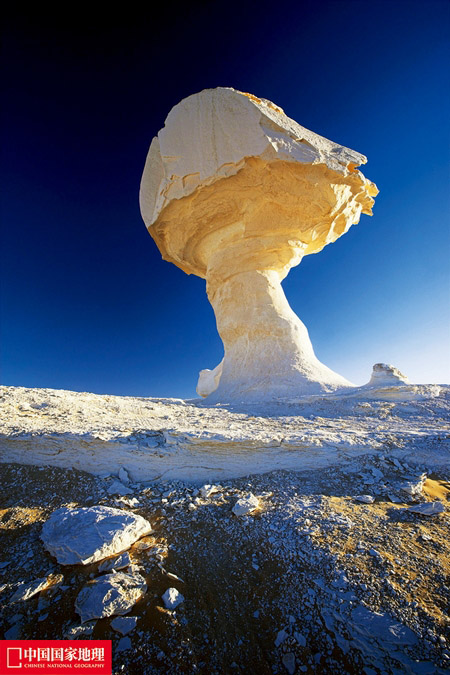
[0, 369, 449, 675]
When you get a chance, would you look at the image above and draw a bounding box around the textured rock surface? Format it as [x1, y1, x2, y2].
[98, 551, 131, 573]
[232, 493, 260, 516]
[162, 587, 184, 610]
[407, 501, 445, 515]
[41, 506, 152, 565]
[367, 363, 410, 387]
[1, 457, 448, 673]
[75, 572, 147, 622]
[10, 574, 62, 602]
[1, 384, 446, 482]
[140, 88, 378, 402]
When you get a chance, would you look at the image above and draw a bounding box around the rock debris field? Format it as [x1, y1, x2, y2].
[0, 384, 449, 674]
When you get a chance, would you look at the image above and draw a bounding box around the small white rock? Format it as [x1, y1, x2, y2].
[115, 497, 140, 508]
[200, 484, 221, 499]
[354, 495, 375, 504]
[162, 587, 184, 610]
[232, 494, 259, 517]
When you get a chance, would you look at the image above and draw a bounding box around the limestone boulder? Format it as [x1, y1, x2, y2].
[41, 506, 152, 565]
[75, 571, 147, 622]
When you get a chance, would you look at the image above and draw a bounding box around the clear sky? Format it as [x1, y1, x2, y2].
[1, 1, 449, 398]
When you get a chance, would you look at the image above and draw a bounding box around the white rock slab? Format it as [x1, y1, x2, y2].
[232, 494, 260, 516]
[110, 616, 138, 635]
[41, 506, 152, 565]
[75, 572, 147, 622]
[10, 574, 63, 602]
[107, 481, 133, 496]
[162, 587, 184, 610]
[406, 502, 445, 516]
[98, 552, 131, 573]
[354, 495, 375, 504]
[1, 384, 448, 484]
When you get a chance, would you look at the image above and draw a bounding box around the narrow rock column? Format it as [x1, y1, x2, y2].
[205, 267, 351, 401]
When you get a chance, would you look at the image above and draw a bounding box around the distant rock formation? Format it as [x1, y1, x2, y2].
[140, 88, 378, 402]
[367, 363, 410, 387]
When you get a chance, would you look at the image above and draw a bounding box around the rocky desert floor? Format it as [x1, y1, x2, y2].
[0, 384, 449, 674]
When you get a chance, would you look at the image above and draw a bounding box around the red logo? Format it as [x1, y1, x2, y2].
[0, 641, 111, 675]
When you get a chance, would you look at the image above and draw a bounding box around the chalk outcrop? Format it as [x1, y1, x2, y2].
[146, 87, 379, 402]
[140, 87, 378, 402]
[41, 506, 152, 565]
[366, 363, 410, 387]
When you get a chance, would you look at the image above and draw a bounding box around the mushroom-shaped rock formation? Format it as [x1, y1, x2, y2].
[140, 88, 378, 402]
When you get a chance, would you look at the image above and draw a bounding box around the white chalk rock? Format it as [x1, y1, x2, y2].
[10, 574, 63, 602]
[98, 551, 131, 573]
[400, 474, 426, 497]
[141, 88, 375, 226]
[110, 616, 138, 635]
[232, 493, 260, 516]
[107, 480, 133, 496]
[407, 502, 445, 516]
[200, 484, 221, 499]
[75, 572, 147, 622]
[197, 361, 223, 398]
[354, 495, 375, 504]
[41, 506, 152, 565]
[140, 87, 378, 402]
[366, 363, 410, 387]
[141, 88, 378, 403]
[162, 587, 184, 610]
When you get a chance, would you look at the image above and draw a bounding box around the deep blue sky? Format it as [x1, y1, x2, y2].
[1, 1, 449, 398]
